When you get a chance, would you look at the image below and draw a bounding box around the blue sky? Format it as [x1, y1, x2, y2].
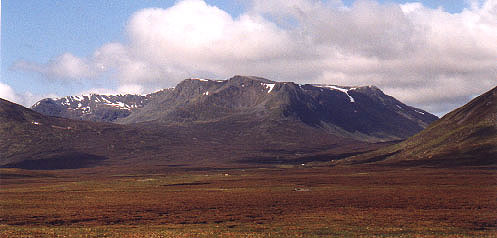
[1, 0, 249, 96]
[1, 0, 495, 116]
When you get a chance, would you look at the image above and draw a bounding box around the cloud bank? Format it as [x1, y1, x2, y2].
[0, 82, 56, 107]
[12, 53, 93, 80]
[0, 83, 18, 103]
[12, 0, 497, 115]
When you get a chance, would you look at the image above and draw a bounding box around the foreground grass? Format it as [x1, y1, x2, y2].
[1, 166, 496, 237]
[2, 223, 493, 238]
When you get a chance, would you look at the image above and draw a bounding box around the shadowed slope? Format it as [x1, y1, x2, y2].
[0, 99, 145, 169]
[0, 98, 379, 169]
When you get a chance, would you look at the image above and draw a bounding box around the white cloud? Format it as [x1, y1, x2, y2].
[0, 82, 57, 107]
[11, 0, 497, 115]
[12, 53, 93, 80]
[117, 84, 145, 95]
[78, 88, 119, 96]
[78, 85, 144, 96]
[0, 82, 19, 103]
[124, 0, 293, 80]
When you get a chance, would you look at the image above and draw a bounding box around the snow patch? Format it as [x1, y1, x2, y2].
[106, 101, 130, 109]
[73, 96, 84, 101]
[414, 109, 425, 115]
[192, 78, 208, 82]
[316, 85, 355, 103]
[62, 98, 71, 106]
[262, 83, 276, 93]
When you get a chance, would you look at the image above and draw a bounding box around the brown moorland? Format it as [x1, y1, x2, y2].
[1, 165, 496, 237]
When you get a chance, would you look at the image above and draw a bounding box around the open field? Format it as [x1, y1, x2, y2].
[1, 166, 496, 237]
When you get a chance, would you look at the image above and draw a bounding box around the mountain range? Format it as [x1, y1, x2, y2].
[9, 75, 488, 170]
[32, 75, 438, 142]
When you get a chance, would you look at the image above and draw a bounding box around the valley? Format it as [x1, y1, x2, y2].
[1, 76, 496, 237]
[1, 76, 439, 170]
[4, 0, 497, 236]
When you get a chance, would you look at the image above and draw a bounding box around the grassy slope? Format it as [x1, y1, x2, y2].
[340, 86, 497, 166]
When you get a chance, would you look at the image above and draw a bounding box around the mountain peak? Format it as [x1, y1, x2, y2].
[229, 75, 276, 84]
[31, 94, 150, 122]
[188, 78, 224, 83]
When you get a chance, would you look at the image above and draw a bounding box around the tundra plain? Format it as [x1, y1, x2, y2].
[1, 165, 496, 237]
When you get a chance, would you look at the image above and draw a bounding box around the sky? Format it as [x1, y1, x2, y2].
[1, 0, 496, 116]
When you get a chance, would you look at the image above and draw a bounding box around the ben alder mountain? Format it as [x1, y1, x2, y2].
[33, 75, 436, 141]
[3, 75, 439, 170]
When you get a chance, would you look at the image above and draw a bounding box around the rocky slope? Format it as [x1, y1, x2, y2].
[340, 86, 497, 167]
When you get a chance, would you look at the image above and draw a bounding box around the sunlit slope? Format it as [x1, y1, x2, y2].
[341, 86, 497, 166]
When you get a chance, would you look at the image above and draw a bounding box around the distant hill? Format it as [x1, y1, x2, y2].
[0, 98, 125, 169]
[31, 90, 171, 122]
[339, 86, 497, 167]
